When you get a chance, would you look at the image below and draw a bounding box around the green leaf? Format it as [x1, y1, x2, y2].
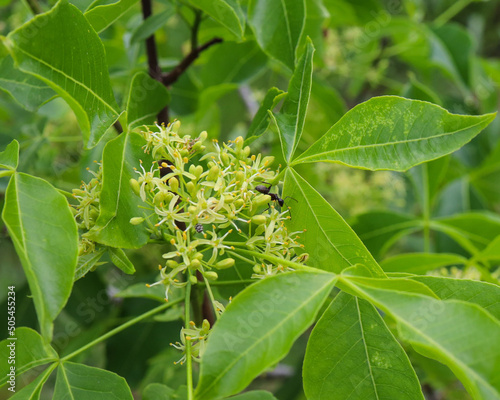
[431, 212, 500, 255]
[9, 364, 56, 400]
[244, 87, 285, 145]
[410, 276, 500, 321]
[6, 0, 121, 148]
[381, 253, 466, 274]
[200, 41, 267, 88]
[229, 391, 278, 400]
[248, 0, 306, 70]
[284, 168, 384, 276]
[2, 173, 78, 340]
[350, 211, 421, 259]
[341, 275, 500, 400]
[74, 247, 106, 281]
[0, 139, 19, 171]
[188, 0, 245, 39]
[0, 328, 58, 387]
[115, 282, 167, 302]
[130, 7, 175, 44]
[303, 291, 424, 400]
[271, 38, 314, 161]
[126, 72, 170, 130]
[84, 0, 140, 33]
[87, 131, 152, 248]
[292, 96, 496, 171]
[195, 271, 337, 400]
[108, 247, 135, 274]
[0, 56, 54, 112]
[53, 361, 133, 399]
[143, 383, 175, 400]
[476, 235, 500, 262]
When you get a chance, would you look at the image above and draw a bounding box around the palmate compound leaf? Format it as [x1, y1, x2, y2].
[292, 96, 496, 171]
[284, 168, 385, 277]
[2, 173, 78, 341]
[303, 291, 425, 400]
[340, 275, 500, 400]
[5, 0, 121, 148]
[195, 271, 337, 400]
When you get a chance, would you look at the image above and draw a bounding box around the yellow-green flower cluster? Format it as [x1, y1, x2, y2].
[130, 121, 307, 301]
[71, 163, 102, 255]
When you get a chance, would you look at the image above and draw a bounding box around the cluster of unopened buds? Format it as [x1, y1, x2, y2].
[129, 120, 308, 307]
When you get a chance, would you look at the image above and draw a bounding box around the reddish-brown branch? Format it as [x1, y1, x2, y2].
[161, 38, 223, 86]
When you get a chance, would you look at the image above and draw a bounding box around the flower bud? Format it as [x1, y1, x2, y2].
[242, 146, 251, 159]
[207, 165, 219, 181]
[190, 259, 201, 269]
[224, 194, 235, 204]
[188, 205, 197, 215]
[253, 264, 262, 273]
[253, 194, 271, 207]
[262, 156, 275, 167]
[251, 215, 267, 225]
[169, 177, 179, 192]
[199, 131, 208, 142]
[215, 258, 235, 270]
[234, 199, 245, 208]
[191, 141, 203, 152]
[166, 260, 178, 269]
[189, 164, 197, 176]
[201, 319, 211, 334]
[189, 275, 198, 285]
[186, 181, 196, 196]
[221, 152, 230, 167]
[171, 120, 181, 133]
[130, 179, 141, 196]
[130, 217, 145, 225]
[194, 165, 204, 178]
[235, 171, 245, 185]
[154, 191, 169, 207]
[234, 136, 244, 151]
[204, 271, 218, 280]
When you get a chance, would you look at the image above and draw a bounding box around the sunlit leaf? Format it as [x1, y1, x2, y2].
[2, 173, 78, 340]
[195, 271, 336, 400]
[284, 168, 385, 276]
[6, 0, 121, 148]
[293, 96, 496, 171]
[304, 291, 424, 400]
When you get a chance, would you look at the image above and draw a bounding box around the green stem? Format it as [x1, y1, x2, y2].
[434, 0, 472, 27]
[201, 271, 220, 321]
[184, 274, 194, 400]
[60, 298, 182, 361]
[227, 250, 257, 266]
[198, 279, 255, 286]
[57, 188, 74, 199]
[232, 248, 329, 274]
